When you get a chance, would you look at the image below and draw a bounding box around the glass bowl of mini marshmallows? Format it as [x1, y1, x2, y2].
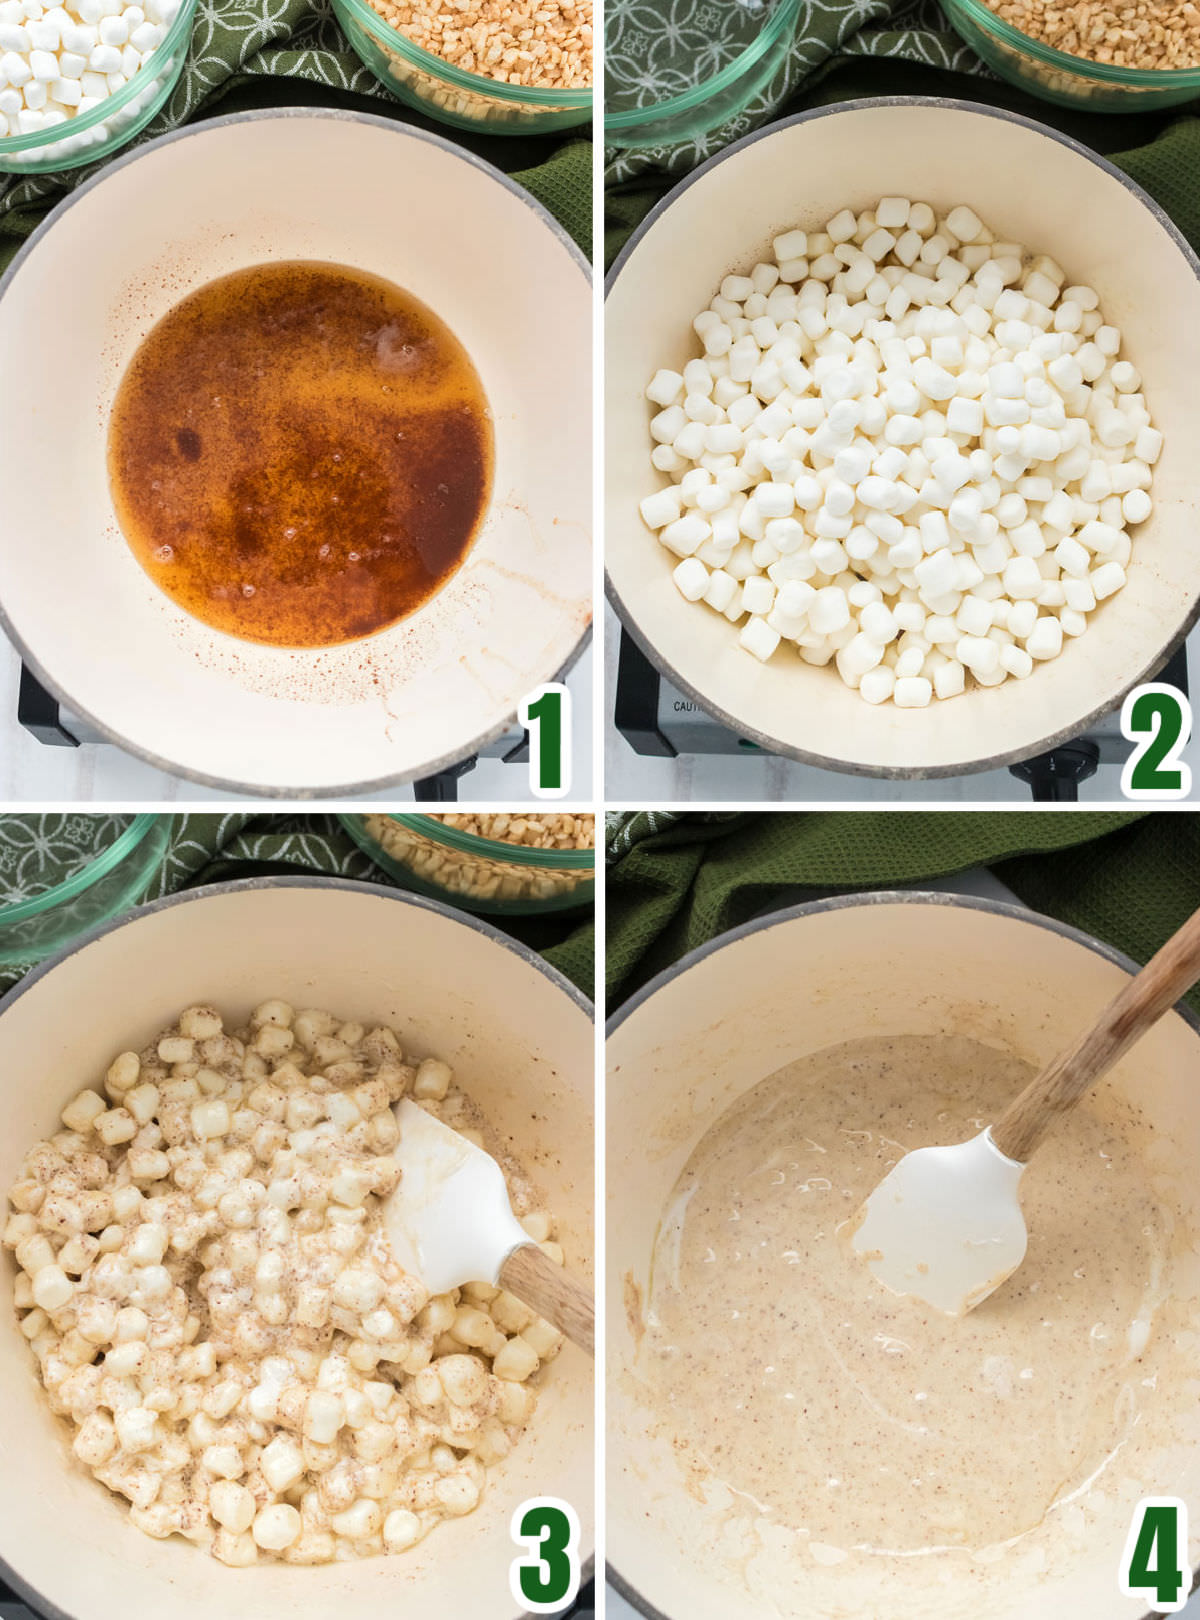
[942, 0, 1200, 111]
[331, 0, 591, 133]
[0, 0, 195, 174]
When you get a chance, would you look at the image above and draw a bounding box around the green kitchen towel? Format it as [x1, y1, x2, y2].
[605, 0, 1200, 266]
[606, 0, 981, 187]
[604, 811, 1200, 1015]
[0, 0, 592, 274]
[0, 813, 594, 999]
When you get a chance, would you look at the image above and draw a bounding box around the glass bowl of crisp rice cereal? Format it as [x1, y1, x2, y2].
[331, 0, 591, 133]
[342, 813, 596, 916]
[942, 0, 1200, 109]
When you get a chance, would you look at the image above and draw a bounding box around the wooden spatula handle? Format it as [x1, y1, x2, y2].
[498, 1243, 594, 1357]
[991, 905, 1200, 1164]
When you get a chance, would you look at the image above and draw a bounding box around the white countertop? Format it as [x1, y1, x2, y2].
[604, 606, 1199, 803]
[0, 638, 593, 804]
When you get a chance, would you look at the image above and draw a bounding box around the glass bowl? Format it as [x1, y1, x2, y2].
[0, 0, 198, 174]
[605, 0, 801, 148]
[331, 0, 591, 134]
[942, 0, 1200, 110]
[341, 812, 595, 916]
[0, 813, 171, 967]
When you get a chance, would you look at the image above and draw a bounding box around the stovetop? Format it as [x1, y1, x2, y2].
[613, 626, 1191, 802]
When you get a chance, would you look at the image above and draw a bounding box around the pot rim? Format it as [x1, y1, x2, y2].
[604, 95, 1200, 781]
[0, 105, 592, 800]
[605, 886, 1200, 1620]
[0, 872, 593, 1620]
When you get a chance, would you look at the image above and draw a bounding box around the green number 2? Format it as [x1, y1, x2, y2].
[520, 684, 571, 798]
[509, 1497, 580, 1612]
[1120, 1497, 1188, 1612]
[1121, 685, 1192, 800]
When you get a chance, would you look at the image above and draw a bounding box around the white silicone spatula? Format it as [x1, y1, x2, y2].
[383, 1098, 594, 1355]
[851, 904, 1200, 1317]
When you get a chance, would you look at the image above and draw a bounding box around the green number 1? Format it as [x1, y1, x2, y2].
[509, 1496, 580, 1612]
[520, 684, 571, 797]
[1120, 1497, 1188, 1612]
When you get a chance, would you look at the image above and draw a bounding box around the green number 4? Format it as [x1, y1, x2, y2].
[1120, 1497, 1189, 1612]
[520, 683, 572, 798]
[1121, 685, 1193, 801]
[509, 1496, 580, 1613]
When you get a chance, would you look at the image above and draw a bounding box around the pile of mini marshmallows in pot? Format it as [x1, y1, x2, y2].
[0, 0, 178, 142]
[640, 199, 1162, 708]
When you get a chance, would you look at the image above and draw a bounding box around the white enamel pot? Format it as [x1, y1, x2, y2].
[0, 877, 593, 1620]
[0, 109, 592, 796]
[606, 99, 1200, 778]
[607, 892, 1200, 1620]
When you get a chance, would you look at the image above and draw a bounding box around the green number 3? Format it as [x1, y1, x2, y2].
[1120, 1497, 1189, 1612]
[509, 1497, 580, 1612]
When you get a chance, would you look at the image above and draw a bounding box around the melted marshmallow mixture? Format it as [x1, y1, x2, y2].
[642, 1034, 1180, 1560]
[4, 1001, 566, 1566]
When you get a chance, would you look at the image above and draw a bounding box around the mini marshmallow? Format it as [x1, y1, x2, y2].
[945, 205, 983, 243]
[739, 616, 781, 662]
[640, 488, 682, 531]
[704, 570, 739, 613]
[1135, 426, 1163, 465]
[1090, 560, 1126, 600]
[660, 515, 709, 557]
[644, 369, 683, 408]
[859, 665, 896, 704]
[773, 229, 808, 263]
[956, 594, 992, 637]
[945, 396, 983, 437]
[914, 548, 958, 599]
[672, 558, 709, 601]
[1000, 644, 1034, 679]
[809, 586, 851, 635]
[1122, 488, 1152, 525]
[837, 632, 886, 682]
[1003, 556, 1043, 599]
[894, 675, 933, 708]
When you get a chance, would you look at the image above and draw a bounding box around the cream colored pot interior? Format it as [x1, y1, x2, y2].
[606, 100, 1200, 776]
[0, 110, 591, 795]
[0, 881, 593, 1620]
[607, 897, 1200, 1620]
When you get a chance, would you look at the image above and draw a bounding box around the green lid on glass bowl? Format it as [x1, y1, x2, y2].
[605, 0, 801, 149]
[0, 814, 171, 970]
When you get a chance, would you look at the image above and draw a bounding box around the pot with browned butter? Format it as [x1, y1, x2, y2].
[607, 893, 1200, 1620]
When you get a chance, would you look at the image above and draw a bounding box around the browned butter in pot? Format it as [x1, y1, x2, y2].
[108, 261, 492, 649]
